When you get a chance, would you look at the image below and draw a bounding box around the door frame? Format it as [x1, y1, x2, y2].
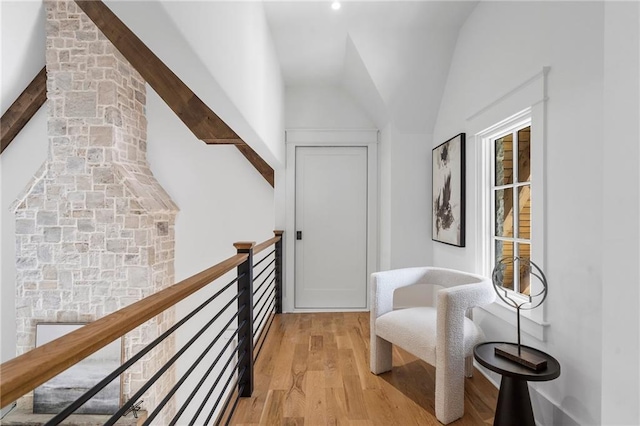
[284, 129, 379, 313]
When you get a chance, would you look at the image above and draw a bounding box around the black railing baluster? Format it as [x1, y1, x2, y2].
[253, 274, 276, 316]
[205, 356, 247, 425]
[169, 325, 242, 426]
[45, 275, 243, 426]
[253, 261, 276, 295]
[144, 311, 244, 425]
[224, 385, 244, 426]
[189, 336, 246, 425]
[253, 285, 276, 336]
[21, 232, 286, 426]
[274, 230, 284, 313]
[234, 242, 255, 398]
[253, 249, 275, 268]
[103, 295, 244, 426]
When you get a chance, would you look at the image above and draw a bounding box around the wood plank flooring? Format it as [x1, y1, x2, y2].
[230, 312, 498, 425]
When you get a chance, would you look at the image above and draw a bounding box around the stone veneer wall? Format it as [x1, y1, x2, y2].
[13, 0, 179, 417]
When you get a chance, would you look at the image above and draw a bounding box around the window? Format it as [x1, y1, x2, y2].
[475, 107, 542, 304]
[492, 124, 532, 297]
[471, 69, 549, 339]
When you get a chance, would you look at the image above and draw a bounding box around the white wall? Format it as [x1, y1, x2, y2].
[0, 1, 45, 113]
[601, 2, 640, 424]
[432, 2, 639, 425]
[146, 88, 275, 420]
[285, 85, 375, 130]
[147, 85, 275, 283]
[154, 1, 285, 166]
[380, 125, 434, 308]
[105, 0, 285, 168]
[0, 2, 49, 412]
[387, 128, 432, 270]
[348, 24, 462, 134]
[378, 125, 392, 270]
[0, 108, 48, 367]
[0, 0, 46, 371]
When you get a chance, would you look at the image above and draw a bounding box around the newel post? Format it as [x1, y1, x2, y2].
[274, 230, 284, 314]
[234, 241, 255, 397]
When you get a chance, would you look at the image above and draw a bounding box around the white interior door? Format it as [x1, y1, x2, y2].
[295, 146, 368, 309]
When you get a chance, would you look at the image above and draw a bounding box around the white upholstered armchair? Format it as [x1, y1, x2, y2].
[370, 267, 495, 424]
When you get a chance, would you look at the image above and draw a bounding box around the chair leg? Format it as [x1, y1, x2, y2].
[465, 355, 473, 378]
[370, 335, 393, 374]
[464, 309, 474, 379]
[435, 354, 465, 424]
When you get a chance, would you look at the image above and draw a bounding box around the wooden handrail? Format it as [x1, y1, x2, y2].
[254, 236, 280, 256]
[0, 253, 247, 407]
[254, 230, 283, 256]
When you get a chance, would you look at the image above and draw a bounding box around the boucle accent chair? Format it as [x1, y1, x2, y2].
[370, 267, 495, 424]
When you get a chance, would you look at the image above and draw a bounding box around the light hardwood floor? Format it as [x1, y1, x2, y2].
[229, 312, 498, 425]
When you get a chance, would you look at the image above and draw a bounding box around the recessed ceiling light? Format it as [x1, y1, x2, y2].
[331, 1, 341, 11]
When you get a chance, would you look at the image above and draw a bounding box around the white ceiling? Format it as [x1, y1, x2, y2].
[263, 1, 478, 132]
[264, 1, 476, 85]
[108, 0, 477, 134]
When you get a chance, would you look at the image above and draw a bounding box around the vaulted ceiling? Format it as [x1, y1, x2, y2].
[2, 0, 477, 155]
[263, 1, 478, 132]
[150, 0, 478, 133]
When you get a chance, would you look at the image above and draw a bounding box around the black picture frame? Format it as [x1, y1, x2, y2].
[432, 133, 465, 247]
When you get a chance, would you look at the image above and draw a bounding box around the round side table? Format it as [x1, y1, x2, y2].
[474, 342, 560, 426]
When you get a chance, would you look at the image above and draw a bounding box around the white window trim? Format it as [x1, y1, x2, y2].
[475, 106, 549, 341]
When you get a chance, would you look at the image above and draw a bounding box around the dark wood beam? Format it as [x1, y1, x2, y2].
[74, 0, 237, 142]
[0, 67, 47, 154]
[235, 144, 275, 187]
[75, 0, 275, 187]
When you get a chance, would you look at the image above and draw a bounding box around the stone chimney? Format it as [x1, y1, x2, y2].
[13, 0, 179, 416]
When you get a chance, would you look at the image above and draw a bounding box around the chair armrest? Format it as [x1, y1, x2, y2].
[370, 267, 433, 320]
[436, 280, 495, 362]
[437, 280, 496, 314]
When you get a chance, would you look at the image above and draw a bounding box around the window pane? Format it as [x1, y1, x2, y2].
[495, 188, 514, 237]
[495, 134, 514, 186]
[495, 240, 514, 290]
[518, 185, 531, 239]
[517, 244, 531, 295]
[518, 126, 531, 182]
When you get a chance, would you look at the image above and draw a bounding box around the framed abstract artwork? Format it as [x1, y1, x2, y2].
[432, 133, 465, 247]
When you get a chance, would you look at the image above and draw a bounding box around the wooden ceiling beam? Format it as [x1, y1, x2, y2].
[75, 0, 274, 187]
[74, 0, 238, 142]
[0, 67, 47, 155]
[235, 144, 275, 187]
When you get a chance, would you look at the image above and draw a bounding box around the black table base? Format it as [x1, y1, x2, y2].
[474, 342, 560, 426]
[494, 376, 535, 426]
